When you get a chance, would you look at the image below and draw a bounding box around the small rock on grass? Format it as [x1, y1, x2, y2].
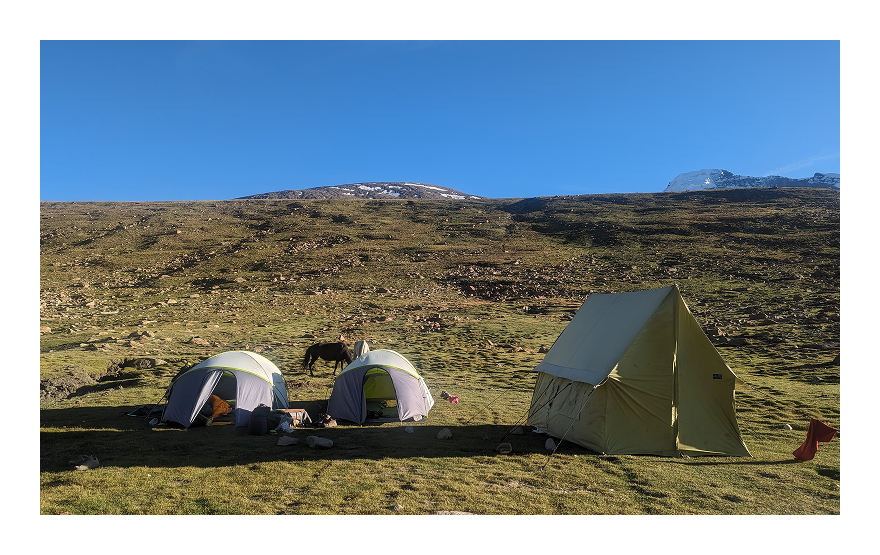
[545, 438, 556, 450]
[437, 428, 452, 440]
[497, 443, 512, 454]
[306, 436, 333, 448]
[277, 436, 299, 446]
[404, 426, 414, 433]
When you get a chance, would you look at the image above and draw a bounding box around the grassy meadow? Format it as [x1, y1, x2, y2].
[39, 188, 840, 515]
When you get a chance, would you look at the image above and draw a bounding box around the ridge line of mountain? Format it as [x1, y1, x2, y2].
[236, 171, 840, 201]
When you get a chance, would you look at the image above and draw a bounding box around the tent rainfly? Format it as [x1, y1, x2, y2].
[327, 349, 435, 424]
[162, 351, 289, 428]
[527, 285, 751, 457]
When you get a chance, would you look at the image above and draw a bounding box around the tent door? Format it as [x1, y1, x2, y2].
[363, 368, 399, 419]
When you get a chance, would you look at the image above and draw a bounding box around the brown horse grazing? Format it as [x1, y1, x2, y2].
[301, 342, 354, 376]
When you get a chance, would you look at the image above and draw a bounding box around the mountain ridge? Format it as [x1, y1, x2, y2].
[237, 171, 840, 201]
[239, 182, 483, 200]
[665, 169, 840, 192]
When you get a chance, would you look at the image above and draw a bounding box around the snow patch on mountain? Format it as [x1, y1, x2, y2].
[239, 182, 483, 200]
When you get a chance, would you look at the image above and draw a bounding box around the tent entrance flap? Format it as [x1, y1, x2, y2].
[213, 370, 237, 400]
[363, 368, 396, 400]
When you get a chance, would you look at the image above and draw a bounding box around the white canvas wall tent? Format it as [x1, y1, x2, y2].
[327, 349, 435, 424]
[526, 285, 751, 457]
[161, 350, 289, 428]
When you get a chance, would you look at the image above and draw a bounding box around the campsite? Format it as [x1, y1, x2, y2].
[39, 187, 840, 515]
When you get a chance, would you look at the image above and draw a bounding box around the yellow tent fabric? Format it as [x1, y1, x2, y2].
[527, 285, 750, 457]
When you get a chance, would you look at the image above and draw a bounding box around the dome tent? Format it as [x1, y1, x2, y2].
[327, 349, 434, 424]
[162, 351, 289, 428]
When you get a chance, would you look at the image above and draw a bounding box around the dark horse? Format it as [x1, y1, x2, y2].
[301, 342, 354, 376]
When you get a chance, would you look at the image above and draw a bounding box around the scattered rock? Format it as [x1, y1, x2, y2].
[437, 428, 453, 440]
[235, 277, 246, 283]
[432, 511, 475, 515]
[545, 438, 557, 451]
[391, 503, 404, 512]
[811, 376, 822, 385]
[783, 424, 793, 430]
[716, 337, 749, 346]
[40, 326, 51, 334]
[497, 443, 512, 454]
[306, 436, 333, 449]
[190, 337, 210, 346]
[41, 368, 97, 403]
[538, 345, 549, 353]
[277, 436, 299, 446]
[404, 426, 414, 434]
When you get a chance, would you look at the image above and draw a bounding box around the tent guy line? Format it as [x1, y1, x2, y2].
[541, 385, 598, 471]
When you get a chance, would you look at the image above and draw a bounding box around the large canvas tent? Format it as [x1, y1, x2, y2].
[327, 349, 435, 424]
[527, 285, 750, 457]
[162, 351, 289, 428]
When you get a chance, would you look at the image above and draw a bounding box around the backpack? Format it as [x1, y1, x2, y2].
[248, 404, 272, 435]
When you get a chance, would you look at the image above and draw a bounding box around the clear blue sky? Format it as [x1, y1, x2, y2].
[40, 40, 839, 201]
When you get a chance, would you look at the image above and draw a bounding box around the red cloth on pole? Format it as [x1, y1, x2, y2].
[793, 419, 837, 461]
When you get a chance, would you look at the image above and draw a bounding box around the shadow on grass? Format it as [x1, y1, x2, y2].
[40, 403, 793, 473]
[40, 403, 571, 472]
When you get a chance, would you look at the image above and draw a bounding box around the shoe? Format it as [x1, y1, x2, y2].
[74, 456, 99, 471]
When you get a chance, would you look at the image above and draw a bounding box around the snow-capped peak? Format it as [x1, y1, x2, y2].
[665, 169, 839, 192]
[665, 169, 727, 192]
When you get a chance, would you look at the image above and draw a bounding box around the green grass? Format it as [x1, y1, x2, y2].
[40, 188, 840, 514]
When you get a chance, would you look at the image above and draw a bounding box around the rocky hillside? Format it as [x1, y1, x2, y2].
[40, 187, 839, 388]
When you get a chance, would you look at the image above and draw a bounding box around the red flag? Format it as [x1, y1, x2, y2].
[793, 419, 837, 461]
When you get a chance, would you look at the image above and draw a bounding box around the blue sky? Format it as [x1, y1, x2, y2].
[39, 40, 839, 201]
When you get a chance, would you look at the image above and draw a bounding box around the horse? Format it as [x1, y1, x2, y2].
[301, 341, 354, 376]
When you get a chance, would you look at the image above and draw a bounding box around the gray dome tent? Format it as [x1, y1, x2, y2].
[327, 349, 434, 424]
[162, 351, 289, 428]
